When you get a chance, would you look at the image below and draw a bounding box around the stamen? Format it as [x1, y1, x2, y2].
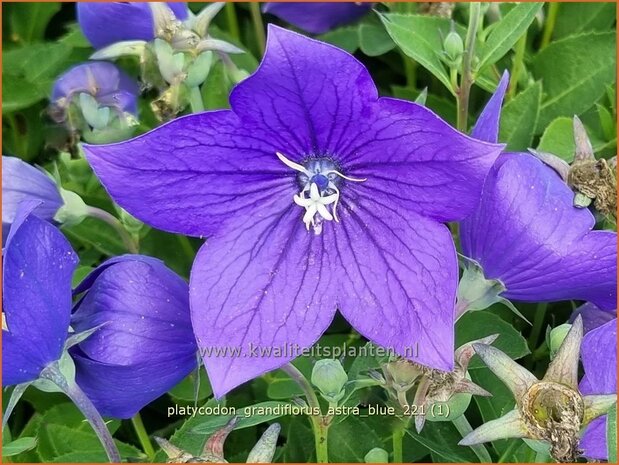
[276, 151, 366, 234]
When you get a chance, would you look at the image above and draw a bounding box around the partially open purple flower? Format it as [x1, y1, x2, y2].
[70, 256, 197, 419]
[579, 318, 617, 460]
[2, 201, 78, 386]
[77, 2, 189, 49]
[2, 156, 63, 245]
[459, 73, 617, 313]
[460, 152, 617, 310]
[262, 2, 372, 34]
[84, 25, 503, 397]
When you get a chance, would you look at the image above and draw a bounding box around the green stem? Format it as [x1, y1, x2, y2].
[188, 86, 204, 113]
[457, 2, 481, 132]
[528, 302, 548, 348]
[452, 415, 492, 463]
[392, 423, 405, 463]
[40, 363, 121, 462]
[224, 2, 240, 42]
[86, 206, 139, 253]
[249, 2, 266, 55]
[400, 52, 417, 88]
[177, 235, 195, 261]
[281, 364, 329, 463]
[508, 31, 527, 100]
[131, 413, 155, 460]
[540, 3, 559, 50]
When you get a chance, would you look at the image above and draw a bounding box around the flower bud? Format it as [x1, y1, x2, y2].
[70, 256, 197, 418]
[53, 188, 89, 227]
[311, 359, 348, 403]
[443, 29, 463, 66]
[548, 323, 571, 359]
[382, 359, 423, 392]
[364, 447, 389, 463]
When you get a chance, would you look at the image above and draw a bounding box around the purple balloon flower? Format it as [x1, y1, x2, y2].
[83, 25, 503, 397]
[77, 2, 189, 49]
[462, 72, 617, 312]
[262, 2, 372, 34]
[579, 318, 617, 460]
[51, 61, 139, 117]
[2, 156, 63, 245]
[2, 201, 78, 386]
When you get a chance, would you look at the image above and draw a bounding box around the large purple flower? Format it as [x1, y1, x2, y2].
[70, 255, 197, 418]
[84, 26, 503, 397]
[579, 318, 617, 460]
[2, 156, 63, 245]
[262, 2, 372, 34]
[77, 2, 189, 49]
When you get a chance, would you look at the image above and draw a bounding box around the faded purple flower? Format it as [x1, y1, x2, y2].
[51, 61, 139, 119]
[579, 318, 617, 460]
[70, 255, 197, 419]
[84, 25, 503, 397]
[262, 2, 372, 34]
[2, 156, 63, 245]
[77, 2, 189, 49]
[2, 201, 78, 386]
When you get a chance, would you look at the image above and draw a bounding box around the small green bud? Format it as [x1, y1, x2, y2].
[154, 39, 186, 84]
[78, 93, 110, 130]
[548, 323, 572, 360]
[443, 30, 464, 65]
[53, 188, 89, 227]
[185, 51, 214, 88]
[426, 391, 472, 422]
[382, 359, 422, 392]
[364, 447, 389, 463]
[311, 359, 348, 403]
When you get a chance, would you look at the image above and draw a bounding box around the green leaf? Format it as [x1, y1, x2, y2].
[6, 2, 61, 44]
[2, 80, 46, 114]
[537, 116, 607, 162]
[456, 310, 530, 369]
[405, 421, 479, 462]
[319, 26, 359, 53]
[554, 2, 616, 39]
[380, 13, 454, 93]
[168, 368, 213, 404]
[607, 404, 617, 463]
[533, 32, 616, 130]
[64, 217, 127, 256]
[358, 21, 395, 57]
[477, 2, 543, 72]
[189, 401, 294, 434]
[3, 437, 38, 457]
[498, 82, 542, 151]
[328, 415, 385, 462]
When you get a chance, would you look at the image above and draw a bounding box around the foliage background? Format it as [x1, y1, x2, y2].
[1, 2, 617, 463]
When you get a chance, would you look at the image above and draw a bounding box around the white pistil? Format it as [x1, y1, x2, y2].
[276, 151, 366, 234]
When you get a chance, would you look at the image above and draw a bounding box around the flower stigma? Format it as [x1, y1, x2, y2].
[276, 151, 366, 234]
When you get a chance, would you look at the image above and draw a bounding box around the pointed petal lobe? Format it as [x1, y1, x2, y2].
[471, 70, 510, 143]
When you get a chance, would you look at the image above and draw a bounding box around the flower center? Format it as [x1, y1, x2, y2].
[276, 152, 365, 235]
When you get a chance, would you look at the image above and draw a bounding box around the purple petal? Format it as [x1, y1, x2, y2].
[71, 256, 196, 418]
[190, 196, 338, 397]
[461, 153, 617, 310]
[77, 2, 189, 49]
[52, 62, 139, 114]
[262, 2, 372, 34]
[580, 416, 608, 460]
[471, 71, 510, 143]
[71, 256, 196, 366]
[580, 318, 616, 394]
[2, 156, 63, 243]
[570, 302, 616, 333]
[346, 98, 504, 222]
[2, 204, 77, 386]
[334, 194, 457, 371]
[229, 25, 379, 159]
[84, 110, 292, 237]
